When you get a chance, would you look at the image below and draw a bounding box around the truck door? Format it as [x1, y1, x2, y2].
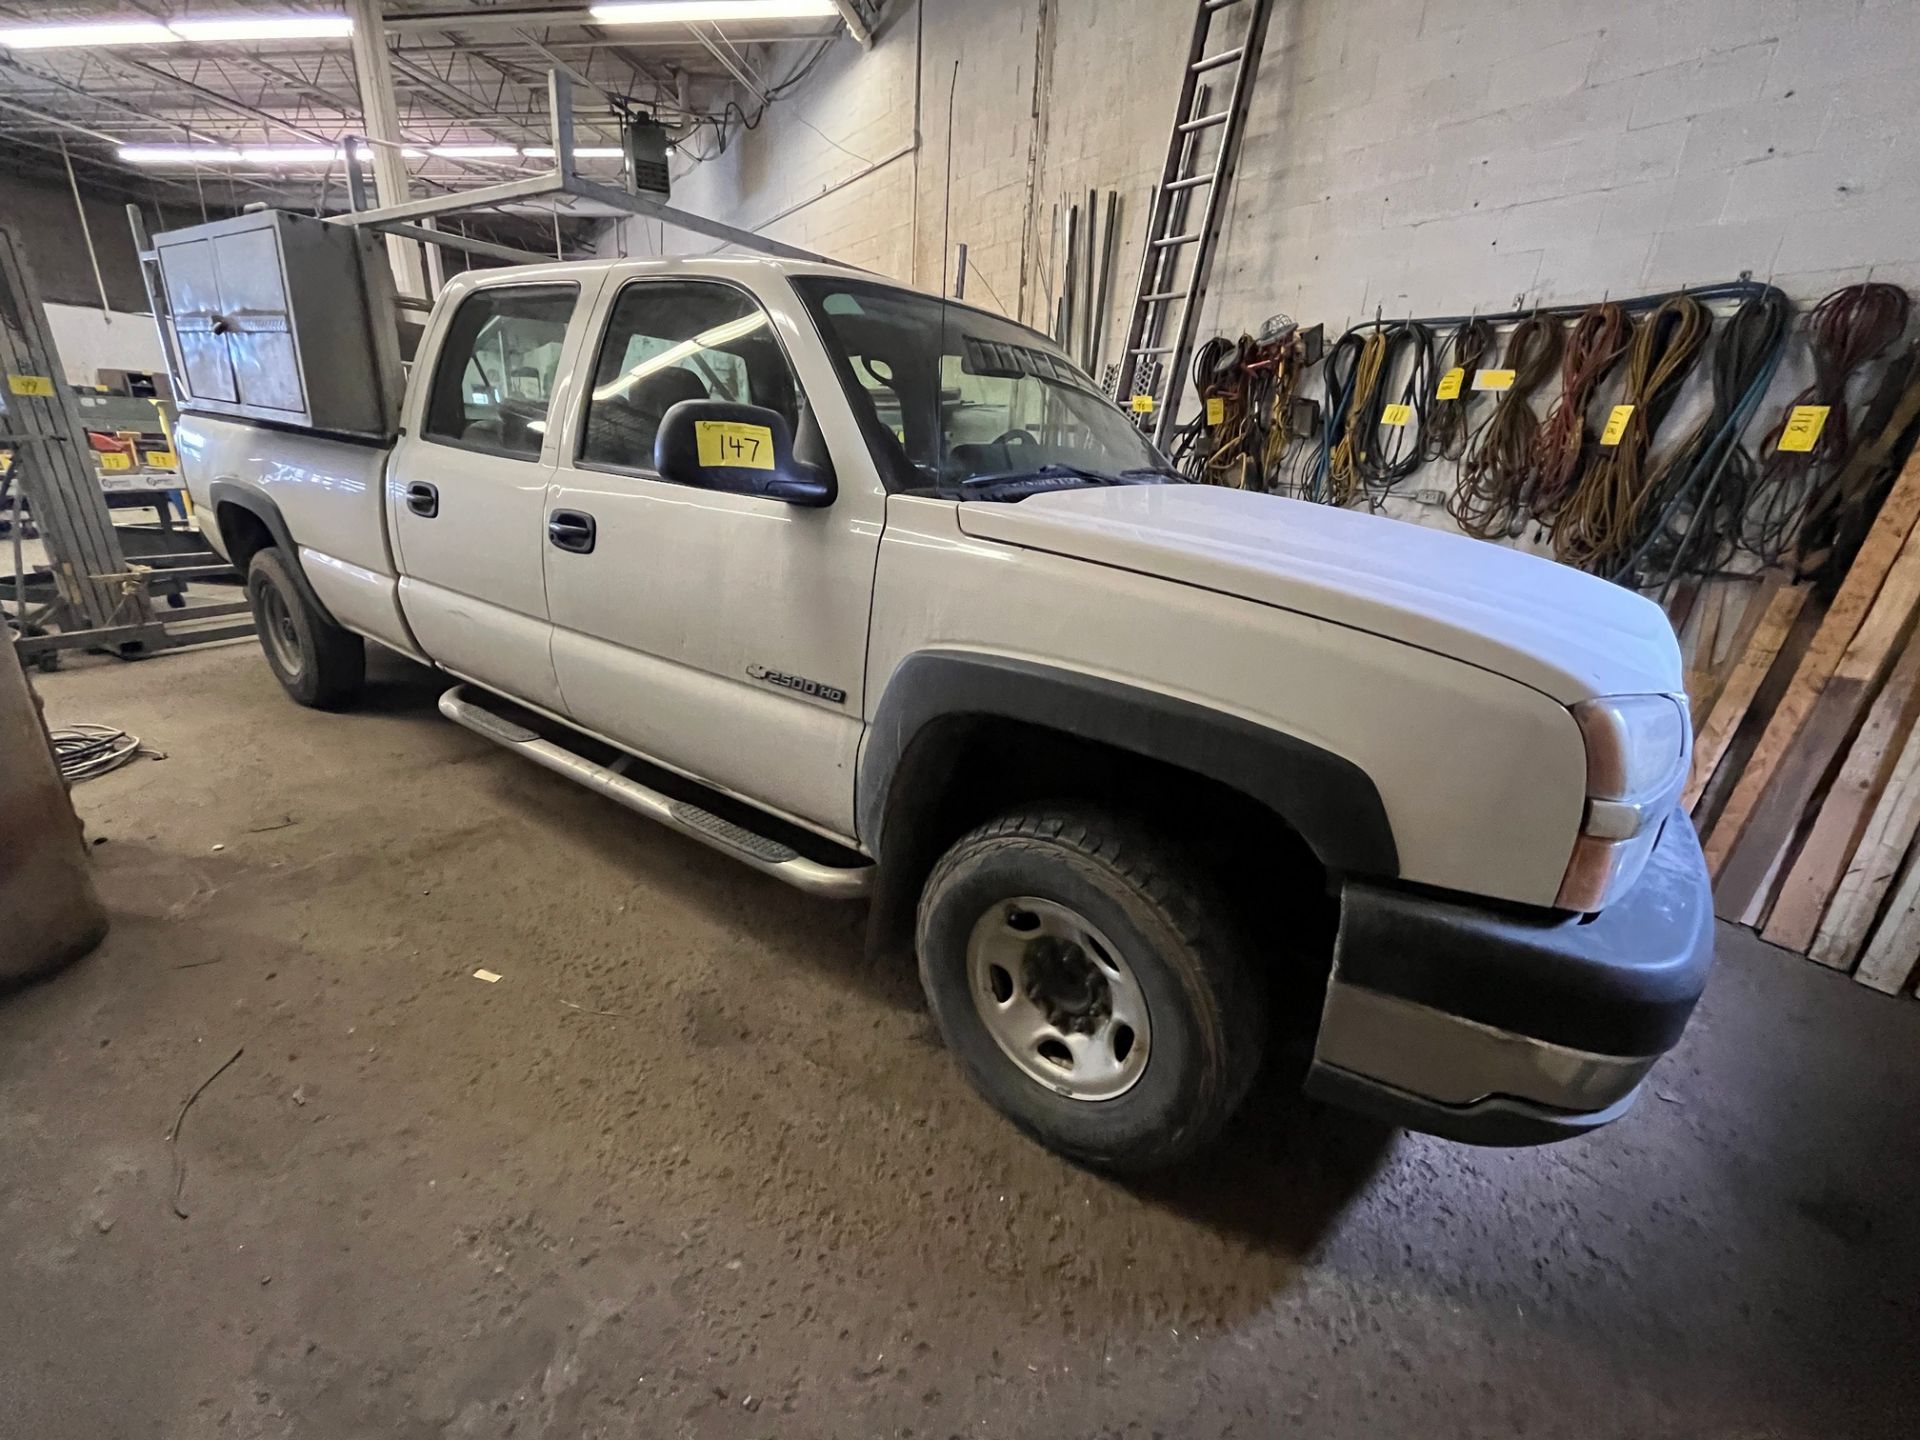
[542, 276, 878, 839]
[388, 278, 593, 713]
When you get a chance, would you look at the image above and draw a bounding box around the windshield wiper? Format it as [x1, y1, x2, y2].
[957, 463, 1124, 491]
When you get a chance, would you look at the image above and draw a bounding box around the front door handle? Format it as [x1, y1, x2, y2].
[547, 509, 596, 554]
[405, 481, 439, 518]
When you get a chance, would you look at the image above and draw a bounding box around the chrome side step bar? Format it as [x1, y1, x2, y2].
[438, 685, 873, 901]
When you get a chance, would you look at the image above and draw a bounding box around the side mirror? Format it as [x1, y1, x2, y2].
[654, 400, 835, 507]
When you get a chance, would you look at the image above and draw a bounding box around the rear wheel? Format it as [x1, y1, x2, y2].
[916, 805, 1265, 1172]
[245, 548, 364, 709]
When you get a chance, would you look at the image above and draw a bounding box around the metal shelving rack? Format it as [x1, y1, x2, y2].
[1, 225, 250, 666]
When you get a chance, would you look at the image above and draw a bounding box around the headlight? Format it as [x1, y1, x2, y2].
[1557, 695, 1690, 911]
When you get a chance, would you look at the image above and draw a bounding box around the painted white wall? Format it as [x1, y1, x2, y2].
[45, 304, 167, 387]
[604, 0, 1920, 348]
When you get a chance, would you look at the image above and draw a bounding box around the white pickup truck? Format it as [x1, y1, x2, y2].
[175, 238, 1713, 1171]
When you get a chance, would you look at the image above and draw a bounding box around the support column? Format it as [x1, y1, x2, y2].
[347, 0, 427, 297]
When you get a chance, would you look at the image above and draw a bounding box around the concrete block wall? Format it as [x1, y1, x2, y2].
[597, 0, 1919, 543]
[606, 0, 1919, 330]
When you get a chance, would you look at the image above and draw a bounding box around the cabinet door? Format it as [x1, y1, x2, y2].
[157, 238, 237, 404]
[211, 226, 303, 415]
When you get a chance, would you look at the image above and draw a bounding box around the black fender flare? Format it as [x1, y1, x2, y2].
[857, 651, 1398, 876]
[206, 481, 340, 627]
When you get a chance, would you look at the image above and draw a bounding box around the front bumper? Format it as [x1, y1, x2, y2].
[1304, 810, 1714, 1146]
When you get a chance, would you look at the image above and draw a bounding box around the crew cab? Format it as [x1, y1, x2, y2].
[171, 230, 1713, 1172]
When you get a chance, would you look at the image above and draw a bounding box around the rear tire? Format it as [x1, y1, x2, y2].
[245, 548, 364, 710]
[916, 805, 1265, 1173]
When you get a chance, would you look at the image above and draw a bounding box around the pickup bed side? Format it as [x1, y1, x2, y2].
[182, 417, 420, 661]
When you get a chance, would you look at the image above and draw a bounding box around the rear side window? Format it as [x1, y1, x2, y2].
[423, 283, 577, 459]
[578, 281, 800, 475]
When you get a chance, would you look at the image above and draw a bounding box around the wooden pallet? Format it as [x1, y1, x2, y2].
[1854, 844, 1920, 994]
[1763, 624, 1920, 952]
[1704, 450, 1920, 908]
[1684, 582, 1805, 813]
[1809, 712, 1920, 971]
[1714, 520, 1920, 921]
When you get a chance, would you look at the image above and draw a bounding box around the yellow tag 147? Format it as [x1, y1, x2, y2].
[1473, 369, 1516, 392]
[1130, 393, 1155, 415]
[7, 373, 54, 397]
[1380, 403, 1413, 427]
[1599, 404, 1634, 447]
[144, 449, 178, 469]
[1778, 405, 1830, 453]
[1435, 368, 1465, 400]
[1205, 396, 1225, 426]
[694, 420, 775, 471]
[99, 451, 132, 472]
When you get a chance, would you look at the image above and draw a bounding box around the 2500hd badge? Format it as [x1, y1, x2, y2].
[747, 664, 846, 705]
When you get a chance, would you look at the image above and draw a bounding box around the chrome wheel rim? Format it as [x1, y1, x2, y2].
[259, 584, 303, 678]
[966, 896, 1150, 1101]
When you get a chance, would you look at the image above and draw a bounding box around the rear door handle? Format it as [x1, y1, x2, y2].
[405, 481, 438, 518]
[547, 509, 596, 554]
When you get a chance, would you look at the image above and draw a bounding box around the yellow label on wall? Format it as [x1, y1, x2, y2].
[694, 420, 775, 471]
[1778, 405, 1830, 453]
[1436, 367, 1465, 400]
[1205, 396, 1225, 426]
[7, 373, 54, 397]
[1599, 404, 1635, 447]
[1472, 369, 1516, 392]
[1130, 393, 1155, 415]
[143, 449, 179, 469]
[99, 451, 132, 472]
[1381, 402, 1413, 427]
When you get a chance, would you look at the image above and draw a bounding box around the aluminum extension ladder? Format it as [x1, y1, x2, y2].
[1117, 0, 1277, 448]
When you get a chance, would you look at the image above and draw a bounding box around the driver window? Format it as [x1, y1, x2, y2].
[422, 283, 577, 459]
[579, 281, 801, 475]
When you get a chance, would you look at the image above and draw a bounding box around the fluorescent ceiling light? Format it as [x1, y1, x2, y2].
[120, 146, 244, 165]
[169, 15, 354, 43]
[589, 1, 839, 24]
[0, 20, 174, 49]
[522, 146, 626, 158]
[241, 146, 343, 163]
[0, 14, 352, 50]
[430, 145, 520, 158]
[120, 144, 345, 166]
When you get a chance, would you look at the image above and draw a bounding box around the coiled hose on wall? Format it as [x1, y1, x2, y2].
[1555, 294, 1714, 572]
[1446, 314, 1563, 540]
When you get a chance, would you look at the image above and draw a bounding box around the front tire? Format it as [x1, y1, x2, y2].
[245, 548, 364, 709]
[916, 806, 1265, 1172]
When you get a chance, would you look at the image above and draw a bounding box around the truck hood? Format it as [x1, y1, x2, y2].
[954, 485, 1682, 702]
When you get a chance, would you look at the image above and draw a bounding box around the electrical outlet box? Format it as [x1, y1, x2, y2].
[1290, 396, 1320, 439]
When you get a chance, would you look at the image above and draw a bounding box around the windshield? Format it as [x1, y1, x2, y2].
[791, 276, 1176, 499]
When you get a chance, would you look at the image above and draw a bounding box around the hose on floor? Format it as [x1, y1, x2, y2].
[50, 724, 157, 784]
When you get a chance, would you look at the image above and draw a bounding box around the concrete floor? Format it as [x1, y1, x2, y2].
[5, 641, 1918, 1439]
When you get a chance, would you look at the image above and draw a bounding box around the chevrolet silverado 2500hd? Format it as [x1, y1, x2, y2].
[175, 248, 1714, 1171]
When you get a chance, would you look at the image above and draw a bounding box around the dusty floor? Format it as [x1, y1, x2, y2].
[4, 641, 1918, 1439]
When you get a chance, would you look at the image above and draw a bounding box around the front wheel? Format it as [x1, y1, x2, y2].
[245, 548, 364, 709]
[916, 806, 1265, 1172]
